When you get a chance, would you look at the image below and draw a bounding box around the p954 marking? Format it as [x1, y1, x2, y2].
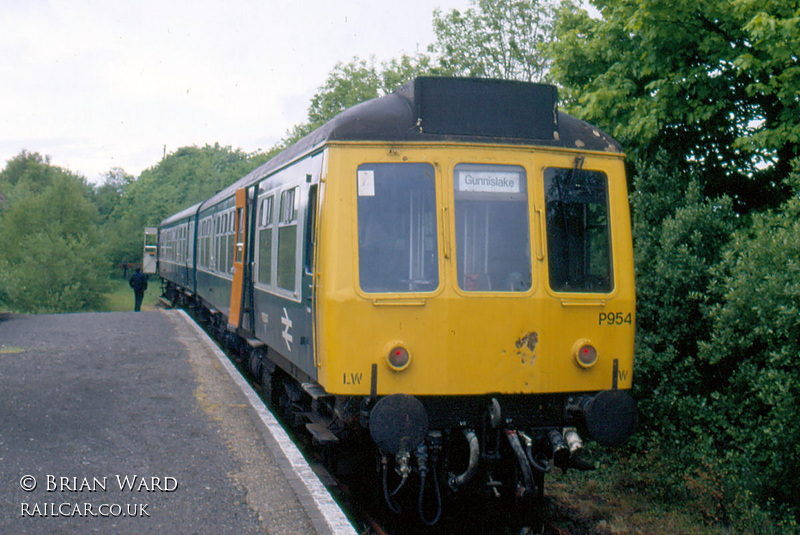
[599, 312, 632, 326]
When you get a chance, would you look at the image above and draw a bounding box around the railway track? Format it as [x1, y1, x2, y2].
[180, 305, 584, 535]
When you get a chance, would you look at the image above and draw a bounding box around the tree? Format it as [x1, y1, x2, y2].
[629, 153, 738, 442]
[699, 171, 800, 513]
[305, 57, 382, 131]
[104, 144, 262, 269]
[0, 160, 108, 313]
[0, 150, 51, 188]
[429, 0, 563, 83]
[380, 54, 444, 94]
[282, 54, 444, 146]
[549, 0, 800, 211]
[281, 57, 382, 145]
[0, 150, 92, 202]
[549, 1, 800, 521]
[282, 2, 564, 148]
[94, 167, 134, 221]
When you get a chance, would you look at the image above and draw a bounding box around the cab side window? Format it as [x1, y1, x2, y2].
[544, 167, 613, 292]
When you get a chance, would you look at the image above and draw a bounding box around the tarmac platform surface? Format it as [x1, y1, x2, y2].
[0, 310, 356, 535]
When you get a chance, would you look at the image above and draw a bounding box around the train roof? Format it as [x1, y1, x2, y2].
[291, 76, 623, 153]
[160, 201, 202, 226]
[197, 77, 623, 213]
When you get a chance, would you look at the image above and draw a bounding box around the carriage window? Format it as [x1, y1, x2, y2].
[198, 219, 206, 269]
[187, 222, 194, 265]
[200, 218, 212, 269]
[257, 195, 274, 286]
[454, 164, 532, 292]
[277, 187, 299, 291]
[214, 216, 221, 271]
[218, 213, 227, 274]
[544, 167, 612, 292]
[178, 225, 184, 263]
[227, 211, 235, 274]
[357, 163, 438, 293]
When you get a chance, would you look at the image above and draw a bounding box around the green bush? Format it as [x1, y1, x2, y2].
[0, 165, 109, 313]
[700, 174, 800, 519]
[630, 154, 739, 443]
[629, 156, 800, 529]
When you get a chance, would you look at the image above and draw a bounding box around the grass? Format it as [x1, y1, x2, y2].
[100, 277, 161, 312]
[547, 472, 721, 534]
[542, 443, 797, 535]
[547, 470, 717, 535]
[0, 278, 161, 315]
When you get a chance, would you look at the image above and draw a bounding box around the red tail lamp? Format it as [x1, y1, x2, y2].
[573, 339, 598, 368]
[387, 346, 411, 371]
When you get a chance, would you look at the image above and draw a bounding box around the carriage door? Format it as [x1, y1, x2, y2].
[228, 188, 248, 329]
[142, 227, 158, 274]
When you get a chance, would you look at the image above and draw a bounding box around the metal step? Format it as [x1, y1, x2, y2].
[301, 382, 330, 400]
[305, 423, 339, 445]
[245, 338, 265, 349]
[297, 411, 326, 425]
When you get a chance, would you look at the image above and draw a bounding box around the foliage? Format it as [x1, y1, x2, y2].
[0, 158, 109, 312]
[306, 58, 382, 129]
[380, 54, 445, 95]
[283, 54, 444, 146]
[549, 0, 800, 211]
[129, 143, 257, 223]
[0, 150, 92, 202]
[281, 57, 381, 145]
[629, 153, 739, 449]
[699, 171, 800, 516]
[103, 143, 262, 269]
[0, 144, 266, 312]
[282, 0, 569, 148]
[93, 167, 134, 220]
[430, 0, 564, 83]
[628, 153, 800, 527]
[551, 1, 800, 523]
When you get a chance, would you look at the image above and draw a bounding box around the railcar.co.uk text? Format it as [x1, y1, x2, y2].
[18, 474, 177, 518]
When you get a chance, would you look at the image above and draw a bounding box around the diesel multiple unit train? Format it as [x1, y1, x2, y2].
[153, 77, 637, 523]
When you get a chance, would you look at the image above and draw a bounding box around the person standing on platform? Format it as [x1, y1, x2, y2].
[129, 267, 148, 312]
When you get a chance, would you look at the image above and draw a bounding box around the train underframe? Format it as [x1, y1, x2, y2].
[162, 281, 637, 525]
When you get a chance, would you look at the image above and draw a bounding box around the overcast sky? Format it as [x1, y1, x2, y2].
[1, 0, 471, 184]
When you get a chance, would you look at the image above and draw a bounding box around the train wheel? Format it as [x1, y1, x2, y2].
[260, 365, 275, 405]
[248, 352, 261, 380]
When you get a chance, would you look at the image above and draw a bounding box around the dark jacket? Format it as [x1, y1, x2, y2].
[129, 271, 148, 292]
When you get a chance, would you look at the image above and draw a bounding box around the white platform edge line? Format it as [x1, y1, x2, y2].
[174, 309, 357, 535]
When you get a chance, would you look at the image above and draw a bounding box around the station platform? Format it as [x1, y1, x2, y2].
[0, 309, 356, 535]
